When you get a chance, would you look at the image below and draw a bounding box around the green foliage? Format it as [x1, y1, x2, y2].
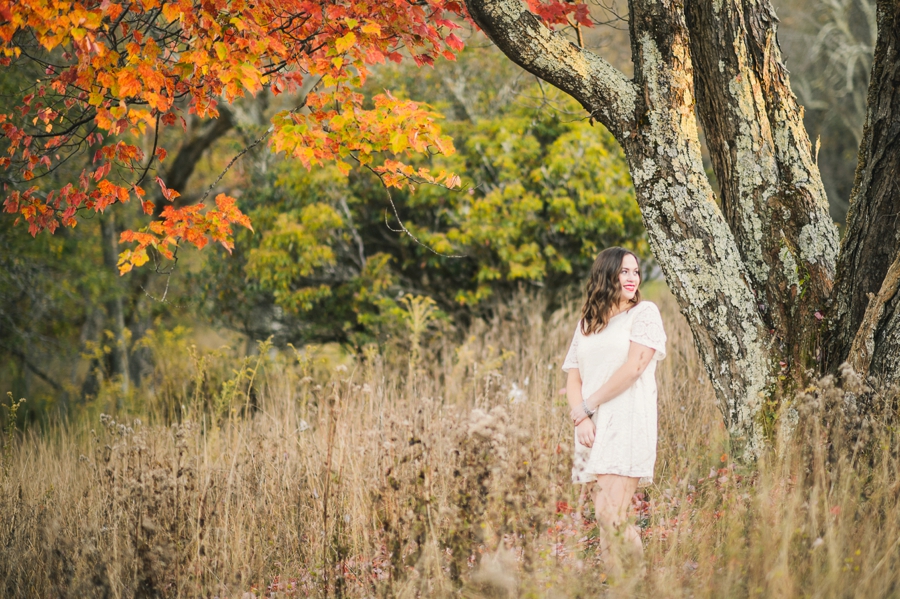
[200, 47, 644, 346]
[0, 215, 110, 410]
[429, 101, 643, 305]
[198, 161, 401, 345]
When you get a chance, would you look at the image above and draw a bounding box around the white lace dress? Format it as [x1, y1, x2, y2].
[562, 301, 667, 486]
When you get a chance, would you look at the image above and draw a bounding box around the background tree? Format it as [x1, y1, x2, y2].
[463, 0, 900, 454]
[0, 0, 465, 267]
[200, 49, 644, 346]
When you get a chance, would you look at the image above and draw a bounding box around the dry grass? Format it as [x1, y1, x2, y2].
[1, 288, 899, 598]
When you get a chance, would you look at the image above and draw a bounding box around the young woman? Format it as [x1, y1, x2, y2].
[562, 247, 667, 565]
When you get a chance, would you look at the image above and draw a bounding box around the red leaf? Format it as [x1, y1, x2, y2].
[555, 501, 573, 515]
[445, 33, 464, 52]
[155, 176, 180, 202]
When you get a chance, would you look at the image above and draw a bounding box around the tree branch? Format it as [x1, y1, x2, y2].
[847, 250, 900, 378]
[685, 0, 838, 377]
[1, 342, 63, 392]
[463, 0, 637, 139]
[829, 0, 900, 370]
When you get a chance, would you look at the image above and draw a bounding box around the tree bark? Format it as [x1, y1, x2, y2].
[686, 0, 838, 381]
[847, 252, 900, 378]
[829, 0, 900, 384]
[154, 108, 235, 210]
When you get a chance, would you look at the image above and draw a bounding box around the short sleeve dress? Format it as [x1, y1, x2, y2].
[561, 301, 667, 487]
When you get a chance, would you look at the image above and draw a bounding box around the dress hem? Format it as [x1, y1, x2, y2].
[572, 471, 654, 487]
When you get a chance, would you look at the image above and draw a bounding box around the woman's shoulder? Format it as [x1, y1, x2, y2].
[631, 300, 661, 316]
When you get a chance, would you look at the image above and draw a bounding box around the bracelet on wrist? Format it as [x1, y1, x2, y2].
[582, 399, 595, 418]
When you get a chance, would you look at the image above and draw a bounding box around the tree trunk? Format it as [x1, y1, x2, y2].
[828, 0, 900, 384]
[123, 109, 236, 387]
[463, 0, 900, 453]
[685, 0, 838, 382]
[101, 213, 130, 401]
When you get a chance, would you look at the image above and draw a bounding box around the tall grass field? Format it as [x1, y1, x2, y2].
[1, 288, 898, 598]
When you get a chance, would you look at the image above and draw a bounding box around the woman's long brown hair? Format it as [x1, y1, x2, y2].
[580, 247, 642, 335]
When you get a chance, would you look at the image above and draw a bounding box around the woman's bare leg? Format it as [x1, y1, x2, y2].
[591, 474, 642, 572]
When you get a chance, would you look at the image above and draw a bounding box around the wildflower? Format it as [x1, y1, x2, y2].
[508, 382, 526, 404]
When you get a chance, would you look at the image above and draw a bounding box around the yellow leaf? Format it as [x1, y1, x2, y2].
[132, 247, 149, 267]
[336, 161, 351, 176]
[117, 250, 134, 274]
[161, 3, 182, 21]
[361, 22, 381, 35]
[294, 146, 315, 168]
[329, 114, 346, 130]
[390, 132, 407, 154]
[84, 12, 103, 29]
[334, 32, 356, 54]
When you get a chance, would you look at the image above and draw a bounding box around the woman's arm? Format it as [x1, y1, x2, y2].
[569, 341, 656, 424]
[566, 368, 597, 447]
[566, 368, 585, 415]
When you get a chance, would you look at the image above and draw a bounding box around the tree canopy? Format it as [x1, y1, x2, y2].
[0, 0, 596, 273]
[0, 0, 470, 270]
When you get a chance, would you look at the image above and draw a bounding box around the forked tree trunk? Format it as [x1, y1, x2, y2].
[464, 0, 900, 454]
[685, 0, 838, 377]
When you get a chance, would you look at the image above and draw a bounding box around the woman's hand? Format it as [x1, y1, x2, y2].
[576, 418, 595, 448]
[569, 343, 657, 424]
[569, 404, 589, 426]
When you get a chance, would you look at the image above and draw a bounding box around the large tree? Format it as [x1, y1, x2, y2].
[463, 0, 900, 453]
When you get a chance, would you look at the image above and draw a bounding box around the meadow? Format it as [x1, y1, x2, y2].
[1, 288, 898, 598]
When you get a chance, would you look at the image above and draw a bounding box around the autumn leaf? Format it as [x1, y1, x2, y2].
[334, 32, 356, 54]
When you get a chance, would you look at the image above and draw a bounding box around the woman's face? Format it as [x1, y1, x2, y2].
[618, 253, 640, 302]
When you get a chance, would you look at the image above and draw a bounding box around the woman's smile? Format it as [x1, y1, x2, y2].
[618, 254, 641, 301]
